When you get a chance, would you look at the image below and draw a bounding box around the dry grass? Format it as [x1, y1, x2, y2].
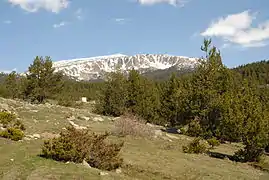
[112, 114, 155, 138]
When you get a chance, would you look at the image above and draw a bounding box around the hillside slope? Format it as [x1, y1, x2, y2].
[0, 98, 268, 180]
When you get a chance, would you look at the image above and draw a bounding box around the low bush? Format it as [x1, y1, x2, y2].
[0, 127, 24, 141]
[186, 118, 203, 137]
[41, 126, 124, 171]
[0, 111, 16, 127]
[207, 137, 220, 149]
[112, 113, 154, 138]
[12, 119, 26, 131]
[182, 138, 207, 154]
[0, 110, 26, 141]
[233, 146, 264, 163]
[57, 96, 75, 107]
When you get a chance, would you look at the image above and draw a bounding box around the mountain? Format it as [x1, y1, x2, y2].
[53, 54, 200, 81]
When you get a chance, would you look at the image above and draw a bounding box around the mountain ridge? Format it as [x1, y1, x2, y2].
[53, 54, 200, 81]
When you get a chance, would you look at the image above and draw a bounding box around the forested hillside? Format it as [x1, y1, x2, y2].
[233, 60, 269, 85]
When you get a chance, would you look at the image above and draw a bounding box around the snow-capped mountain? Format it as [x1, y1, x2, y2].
[53, 54, 200, 81]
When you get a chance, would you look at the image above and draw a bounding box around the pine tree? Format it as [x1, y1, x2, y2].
[233, 80, 269, 162]
[95, 70, 128, 116]
[23, 56, 64, 103]
[126, 69, 143, 113]
[5, 71, 19, 98]
[160, 73, 181, 126]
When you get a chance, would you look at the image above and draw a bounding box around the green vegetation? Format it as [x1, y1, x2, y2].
[182, 138, 207, 154]
[0, 127, 24, 141]
[41, 126, 123, 171]
[207, 137, 220, 149]
[0, 111, 25, 141]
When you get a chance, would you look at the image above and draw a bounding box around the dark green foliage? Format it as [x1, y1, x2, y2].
[95, 70, 128, 116]
[126, 70, 161, 124]
[207, 137, 220, 149]
[4, 71, 20, 98]
[233, 60, 269, 85]
[41, 126, 123, 171]
[12, 119, 26, 131]
[0, 127, 24, 141]
[182, 138, 207, 154]
[0, 111, 26, 141]
[95, 69, 162, 124]
[186, 118, 203, 137]
[0, 111, 16, 127]
[23, 56, 64, 103]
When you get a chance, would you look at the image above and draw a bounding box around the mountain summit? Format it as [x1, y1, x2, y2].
[53, 54, 199, 81]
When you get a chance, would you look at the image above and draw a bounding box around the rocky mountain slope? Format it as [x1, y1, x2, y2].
[53, 54, 199, 81]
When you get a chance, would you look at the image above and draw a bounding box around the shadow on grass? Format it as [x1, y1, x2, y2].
[161, 127, 180, 134]
[206, 151, 235, 161]
[207, 151, 269, 173]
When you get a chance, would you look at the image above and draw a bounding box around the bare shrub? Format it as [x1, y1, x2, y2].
[112, 114, 154, 138]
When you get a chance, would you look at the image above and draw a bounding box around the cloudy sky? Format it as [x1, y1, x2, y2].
[1, 0, 269, 72]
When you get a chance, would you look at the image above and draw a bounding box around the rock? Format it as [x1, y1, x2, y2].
[33, 134, 41, 139]
[41, 132, 60, 139]
[80, 116, 90, 121]
[82, 160, 91, 168]
[69, 120, 87, 130]
[10, 159, 14, 161]
[30, 110, 38, 113]
[116, 168, 122, 174]
[162, 136, 173, 142]
[67, 116, 75, 121]
[99, 172, 108, 176]
[93, 117, 104, 122]
[166, 133, 179, 140]
[0, 126, 6, 131]
[23, 137, 31, 141]
[154, 130, 163, 137]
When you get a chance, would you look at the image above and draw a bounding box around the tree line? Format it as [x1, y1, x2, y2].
[94, 39, 269, 162]
[0, 39, 269, 162]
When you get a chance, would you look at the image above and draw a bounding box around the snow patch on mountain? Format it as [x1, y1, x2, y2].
[53, 54, 200, 81]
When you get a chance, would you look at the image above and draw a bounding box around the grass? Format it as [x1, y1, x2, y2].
[1, 97, 269, 179]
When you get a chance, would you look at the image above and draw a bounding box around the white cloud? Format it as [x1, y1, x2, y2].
[53, 21, 67, 28]
[8, 0, 69, 13]
[137, 0, 188, 6]
[3, 20, 12, 24]
[201, 11, 269, 48]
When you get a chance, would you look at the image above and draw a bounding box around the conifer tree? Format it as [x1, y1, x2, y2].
[95, 70, 128, 116]
[5, 71, 19, 98]
[160, 73, 181, 126]
[23, 56, 64, 103]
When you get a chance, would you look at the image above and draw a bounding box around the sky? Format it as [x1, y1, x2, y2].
[1, 0, 269, 73]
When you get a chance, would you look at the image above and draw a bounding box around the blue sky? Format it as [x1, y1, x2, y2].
[1, 0, 269, 73]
